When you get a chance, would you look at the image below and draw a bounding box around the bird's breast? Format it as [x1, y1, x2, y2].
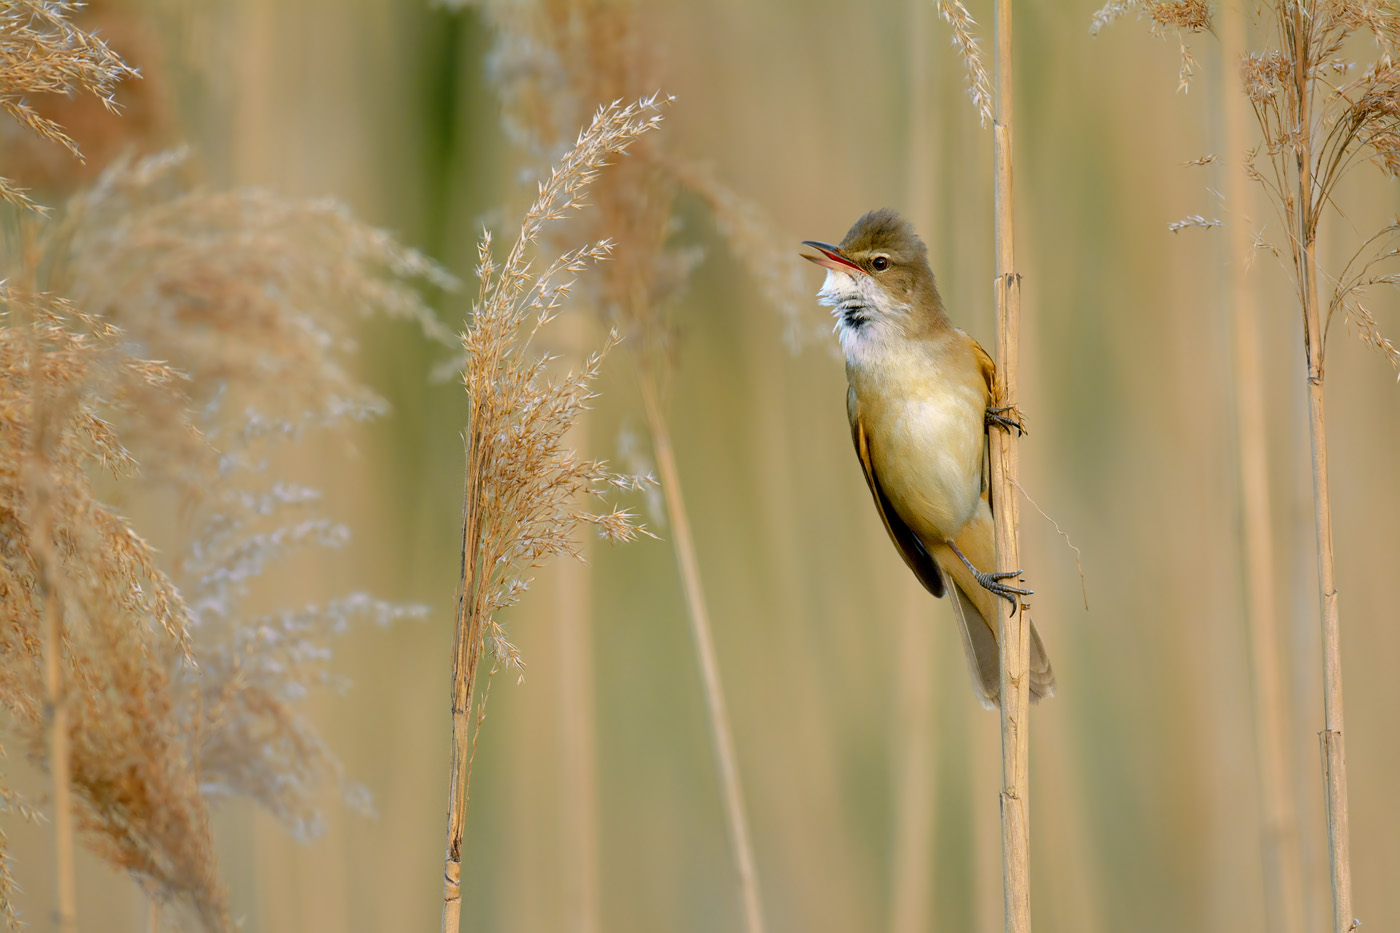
[853, 345, 987, 542]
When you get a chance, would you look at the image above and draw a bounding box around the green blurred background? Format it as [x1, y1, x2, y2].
[9, 0, 1400, 930]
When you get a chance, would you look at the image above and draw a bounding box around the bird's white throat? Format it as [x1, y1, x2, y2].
[816, 268, 906, 364]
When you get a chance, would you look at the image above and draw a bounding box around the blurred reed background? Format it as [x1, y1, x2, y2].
[4, 0, 1400, 931]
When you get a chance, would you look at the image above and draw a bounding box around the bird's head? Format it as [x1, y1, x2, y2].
[802, 209, 943, 356]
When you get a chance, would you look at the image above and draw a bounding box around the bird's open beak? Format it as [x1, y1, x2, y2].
[801, 240, 864, 274]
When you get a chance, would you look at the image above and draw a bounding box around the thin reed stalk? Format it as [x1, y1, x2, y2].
[441, 532, 479, 933]
[988, 0, 1032, 931]
[1218, 4, 1305, 931]
[1304, 224, 1354, 933]
[638, 370, 767, 933]
[1282, 9, 1353, 930]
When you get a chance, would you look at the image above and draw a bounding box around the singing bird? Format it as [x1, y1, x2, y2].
[803, 209, 1054, 708]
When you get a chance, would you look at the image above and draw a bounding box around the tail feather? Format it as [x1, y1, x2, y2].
[946, 577, 1056, 709]
[930, 503, 1056, 707]
[950, 582, 999, 709]
[1028, 622, 1056, 701]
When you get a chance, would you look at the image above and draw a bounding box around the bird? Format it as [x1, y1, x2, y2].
[802, 208, 1054, 708]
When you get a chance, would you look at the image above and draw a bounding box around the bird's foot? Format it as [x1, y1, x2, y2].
[974, 569, 1033, 616]
[946, 538, 1034, 616]
[986, 405, 1026, 437]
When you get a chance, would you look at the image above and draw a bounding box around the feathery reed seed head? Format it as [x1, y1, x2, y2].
[0, 141, 454, 927]
[938, 0, 995, 127]
[458, 95, 664, 675]
[0, 1, 140, 209]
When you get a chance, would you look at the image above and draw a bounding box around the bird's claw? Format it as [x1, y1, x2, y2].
[974, 569, 1033, 616]
[986, 405, 1026, 437]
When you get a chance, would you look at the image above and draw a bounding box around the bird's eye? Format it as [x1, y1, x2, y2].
[871, 256, 889, 271]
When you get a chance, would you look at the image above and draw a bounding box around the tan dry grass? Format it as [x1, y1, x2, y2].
[42, 149, 455, 844]
[440, 93, 662, 933]
[0, 290, 226, 929]
[0, 1, 139, 210]
[1, 149, 455, 933]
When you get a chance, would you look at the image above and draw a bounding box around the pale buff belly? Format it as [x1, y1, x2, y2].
[870, 388, 985, 543]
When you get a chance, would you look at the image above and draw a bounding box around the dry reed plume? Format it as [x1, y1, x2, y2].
[44, 149, 455, 843]
[0, 1, 138, 210]
[938, 1, 995, 127]
[0, 288, 227, 929]
[440, 93, 662, 933]
[2, 161, 453, 926]
[1091, 1, 1213, 91]
[1101, 2, 1400, 930]
[2, 159, 454, 924]
[0, 7, 457, 923]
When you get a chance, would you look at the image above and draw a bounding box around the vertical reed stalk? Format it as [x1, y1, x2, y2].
[441, 469, 483, 933]
[988, 1, 1031, 931]
[638, 369, 766, 933]
[441, 405, 498, 933]
[1285, 7, 1354, 930]
[1305, 240, 1354, 933]
[1219, 5, 1305, 931]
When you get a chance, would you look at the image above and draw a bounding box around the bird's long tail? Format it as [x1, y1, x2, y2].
[935, 505, 1056, 709]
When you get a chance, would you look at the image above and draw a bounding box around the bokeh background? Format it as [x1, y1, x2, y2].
[7, 0, 1400, 931]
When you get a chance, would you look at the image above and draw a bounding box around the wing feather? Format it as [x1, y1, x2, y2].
[970, 335, 998, 507]
[847, 387, 945, 599]
[970, 337, 998, 404]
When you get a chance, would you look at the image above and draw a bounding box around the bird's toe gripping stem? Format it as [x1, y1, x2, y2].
[986, 404, 1026, 437]
[974, 569, 1033, 617]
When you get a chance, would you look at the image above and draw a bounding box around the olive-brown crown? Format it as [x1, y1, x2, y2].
[838, 209, 944, 318]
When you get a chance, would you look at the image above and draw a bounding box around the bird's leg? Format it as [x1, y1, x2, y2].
[985, 404, 1025, 436]
[945, 538, 1032, 617]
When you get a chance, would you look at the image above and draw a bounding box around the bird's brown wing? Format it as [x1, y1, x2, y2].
[970, 335, 998, 504]
[847, 386, 945, 598]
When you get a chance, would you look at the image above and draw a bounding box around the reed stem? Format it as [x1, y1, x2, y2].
[639, 370, 767, 933]
[441, 460, 486, 933]
[989, 1, 1031, 930]
[1286, 6, 1355, 929]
